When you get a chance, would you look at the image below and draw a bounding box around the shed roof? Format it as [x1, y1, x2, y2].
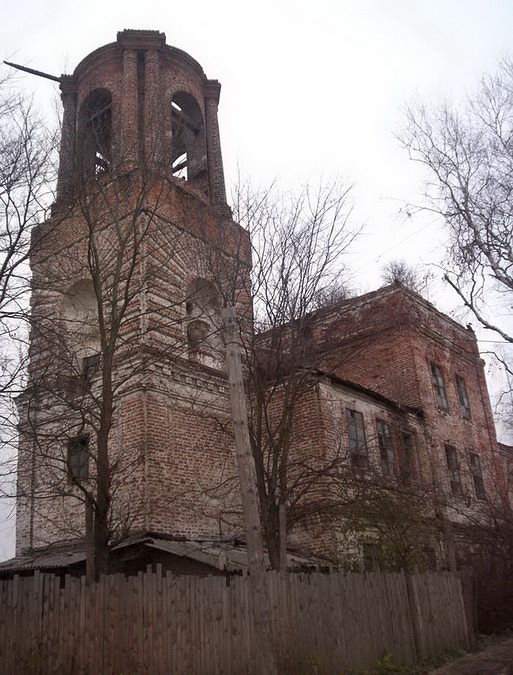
[0, 535, 321, 573]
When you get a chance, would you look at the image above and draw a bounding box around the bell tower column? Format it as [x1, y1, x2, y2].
[204, 80, 227, 207]
[144, 49, 162, 167]
[56, 75, 77, 204]
[120, 48, 139, 170]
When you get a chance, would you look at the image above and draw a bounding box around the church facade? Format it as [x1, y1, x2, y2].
[3, 30, 510, 575]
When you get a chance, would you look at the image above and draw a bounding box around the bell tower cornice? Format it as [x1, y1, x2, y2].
[116, 29, 166, 51]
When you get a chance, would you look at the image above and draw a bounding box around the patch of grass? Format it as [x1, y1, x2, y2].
[349, 648, 468, 674]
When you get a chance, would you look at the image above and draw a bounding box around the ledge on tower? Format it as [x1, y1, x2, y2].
[117, 29, 166, 50]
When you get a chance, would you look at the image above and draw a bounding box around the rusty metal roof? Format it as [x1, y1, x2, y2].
[0, 547, 86, 571]
[141, 537, 319, 571]
[0, 535, 321, 573]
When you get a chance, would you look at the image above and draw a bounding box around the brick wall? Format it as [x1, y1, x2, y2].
[312, 286, 504, 501]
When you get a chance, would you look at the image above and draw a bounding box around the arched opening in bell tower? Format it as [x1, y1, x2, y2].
[61, 279, 101, 378]
[77, 89, 113, 180]
[171, 92, 207, 188]
[184, 278, 222, 366]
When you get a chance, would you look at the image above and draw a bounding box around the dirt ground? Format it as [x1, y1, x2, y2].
[430, 635, 513, 674]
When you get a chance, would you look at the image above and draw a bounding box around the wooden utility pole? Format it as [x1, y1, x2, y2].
[222, 305, 277, 674]
[279, 503, 287, 573]
[85, 497, 95, 584]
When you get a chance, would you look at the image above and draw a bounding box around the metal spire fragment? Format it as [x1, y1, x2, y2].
[3, 61, 61, 83]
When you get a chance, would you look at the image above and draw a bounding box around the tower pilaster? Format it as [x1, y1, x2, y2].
[204, 80, 228, 207]
[55, 76, 77, 205]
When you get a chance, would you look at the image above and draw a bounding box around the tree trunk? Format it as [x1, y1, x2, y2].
[263, 507, 281, 571]
[279, 503, 287, 572]
[91, 356, 114, 579]
[93, 505, 110, 579]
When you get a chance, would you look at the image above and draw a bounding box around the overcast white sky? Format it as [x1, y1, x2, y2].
[3, 0, 513, 294]
[1, 0, 513, 558]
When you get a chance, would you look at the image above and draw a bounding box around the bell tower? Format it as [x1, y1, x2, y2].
[56, 29, 228, 209]
[15, 30, 250, 558]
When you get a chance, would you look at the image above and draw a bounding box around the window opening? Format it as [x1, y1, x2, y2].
[376, 420, 395, 476]
[445, 445, 462, 496]
[346, 409, 368, 469]
[78, 90, 112, 180]
[171, 92, 206, 185]
[67, 435, 90, 482]
[469, 452, 486, 500]
[456, 375, 471, 420]
[82, 353, 100, 382]
[431, 363, 449, 411]
[172, 152, 188, 180]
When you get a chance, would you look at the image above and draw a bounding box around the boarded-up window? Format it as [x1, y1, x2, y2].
[68, 435, 90, 482]
[469, 452, 486, 500]
[445, 444, 462, 496]
[376, 420, 395, 475]
[456, 375, 471, 420]
[346, 409, 368, 469]
[82, 353, 100, 382]
[431, 363, 449, 411]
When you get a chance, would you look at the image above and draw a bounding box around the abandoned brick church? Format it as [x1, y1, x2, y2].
[1, 30, 510, 576]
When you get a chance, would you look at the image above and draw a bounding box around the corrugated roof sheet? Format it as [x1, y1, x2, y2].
[0, 536, 321, 573]
[0, 548, 86, 571]
[144, 538, 318, 571]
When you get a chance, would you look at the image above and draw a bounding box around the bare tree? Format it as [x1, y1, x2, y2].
[18, 115, 253, 580]
[398, 63, 513, 622]
[210, 180, 364, 569]
[401, 61, 513, 373]
[311, 279, 355, 309]
[381, 259, 430, 295]
[336, 477, 442, 571]
[0, 74, 57, 522]
[6, 76, 251, 582]
[444, 473, 513, 632]
[21, 160, 213, 578]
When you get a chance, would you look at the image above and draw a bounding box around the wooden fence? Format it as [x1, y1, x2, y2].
[0, 569, 473, 674]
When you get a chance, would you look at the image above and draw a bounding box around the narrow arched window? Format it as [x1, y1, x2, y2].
[78, 89, 112, 180]
[171, 93, 206, 186]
